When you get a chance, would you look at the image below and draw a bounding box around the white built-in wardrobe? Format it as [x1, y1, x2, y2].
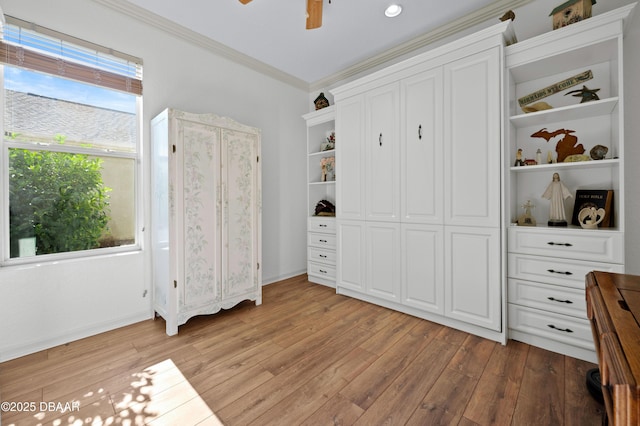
[150, 109, 262, 336]
[331, 21, 515, 343]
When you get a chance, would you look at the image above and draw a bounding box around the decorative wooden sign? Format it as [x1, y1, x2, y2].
[518, 70, 593, 107]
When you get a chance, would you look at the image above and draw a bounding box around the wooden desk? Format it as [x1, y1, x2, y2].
[586, 271, 640, 425]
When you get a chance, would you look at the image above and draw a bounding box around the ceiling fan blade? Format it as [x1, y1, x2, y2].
[239, 0, 252, 4]
[306, 0, 323, 29]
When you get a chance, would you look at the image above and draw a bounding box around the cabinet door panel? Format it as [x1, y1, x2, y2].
[178, 119, 221, 310]
[402, 224, 444, 314]
[445, 226, 501, 331]
[444, 47, 500, 227]
[337, 220, 365, 292]
[366, 83, 400, 222]
[221, 128, 260, 299]
[336, 97, 365, 220]
[401, 68, 444, 224]
[366, 222, 401, 302]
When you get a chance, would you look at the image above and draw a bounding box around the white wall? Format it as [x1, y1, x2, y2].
[0, 0, 309, 361]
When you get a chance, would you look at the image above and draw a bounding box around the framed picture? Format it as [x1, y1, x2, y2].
[571, 189, 614, 228]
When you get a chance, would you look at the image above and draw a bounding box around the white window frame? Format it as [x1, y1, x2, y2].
[0, 21, 144, 266]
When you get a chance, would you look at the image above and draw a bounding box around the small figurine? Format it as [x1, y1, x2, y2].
[564, 85, 600, 103]
[517, 200, 537, 226]
[542, 172, 572, 227]
[514, 148, 525, 166]
[578, 206, 606, 229]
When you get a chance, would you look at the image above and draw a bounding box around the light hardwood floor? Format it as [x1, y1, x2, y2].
[0, 274, 604, 425]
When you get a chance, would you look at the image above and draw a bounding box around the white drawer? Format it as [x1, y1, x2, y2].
[508, 278, 587, 319]
[308, 247, 336, 265]
[508, 253, 624, 289]
[308, 232, 337, 249]
[508, 304, 595, 351]
[308, 217, 336, 234]
[508, 227, 623, 263]
[308, 261, 336, 279]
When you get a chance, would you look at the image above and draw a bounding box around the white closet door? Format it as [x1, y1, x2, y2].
[366, 222, 401, 302]
[221, 128, 260, 300]
[443, 47, 501, 228]
[336, 96, 365, 221]
[400, 67, 444, 224]
[178, 119, 222, 314]
[365, 83, 400, 222]
[401, 224, 444, 314]
[337, 220, 365, 292]
[444, 226, 501, 331]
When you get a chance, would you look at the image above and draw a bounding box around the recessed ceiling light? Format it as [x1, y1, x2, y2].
[385, 4, 402, 18]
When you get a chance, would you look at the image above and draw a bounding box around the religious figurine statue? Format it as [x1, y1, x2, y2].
[541, 172, 572, 226]
[517, 200, 537, 226]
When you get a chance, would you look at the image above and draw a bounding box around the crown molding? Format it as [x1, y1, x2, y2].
[92, 0, 310, 91]
[95, 0, 533, 93]
[309, 0, 534, 91]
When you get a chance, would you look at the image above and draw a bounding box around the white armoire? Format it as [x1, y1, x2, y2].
[150, 109, 262, 336]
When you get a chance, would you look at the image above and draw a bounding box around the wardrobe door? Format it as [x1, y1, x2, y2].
[336, 95, 365, 221]
[444, 226, 501, 331]
[178, 119, 222, 318]
[443, 47, 501, 228]
[400, 67, 443, 224]
[221, 127, 261, 300]
[366, 222, 401, 302]
[365, 82, 400, 222]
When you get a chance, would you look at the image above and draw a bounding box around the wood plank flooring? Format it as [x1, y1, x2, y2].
[0, 274, 605, 425]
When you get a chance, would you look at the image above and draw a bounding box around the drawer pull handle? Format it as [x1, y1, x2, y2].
[548, 297, 573, 304]
[547, 324, 573, 333]
[319, 269, 327, 274]
[319, 254, 327, 258]
[547, 242, 573, 247]
[547, 269, 573, 276]
[319, 239, 328, 243]
[319, 224, 327, 227]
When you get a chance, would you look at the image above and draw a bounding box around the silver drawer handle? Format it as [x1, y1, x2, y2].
[319, 239, 328, 243]
[547, 324, 573, 333]
[319, 224, 327, 227]
[548, 297, 573, 304]
[319, 269, 327, 274]
[319, 254, 327, 258]
[547, 242, 573, 247]
[547, 269, 573, 276]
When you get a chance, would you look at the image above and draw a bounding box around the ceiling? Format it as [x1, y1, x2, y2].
[114, 0, 530, 89]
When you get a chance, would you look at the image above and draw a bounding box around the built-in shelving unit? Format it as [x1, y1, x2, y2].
[505, 4, 635, 362]
[303, 105, 336, 287]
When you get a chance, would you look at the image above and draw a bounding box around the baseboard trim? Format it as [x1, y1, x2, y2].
[0, 311, 152, 362]
[262, 269, 307, 286]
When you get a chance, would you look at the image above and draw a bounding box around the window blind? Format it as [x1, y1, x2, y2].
[0, 16, 142, 95]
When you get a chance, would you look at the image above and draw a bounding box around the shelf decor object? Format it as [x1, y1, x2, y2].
[551, 0, 596, 30]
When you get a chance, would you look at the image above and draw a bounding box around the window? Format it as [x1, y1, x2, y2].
[1, 18, 143, 262]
